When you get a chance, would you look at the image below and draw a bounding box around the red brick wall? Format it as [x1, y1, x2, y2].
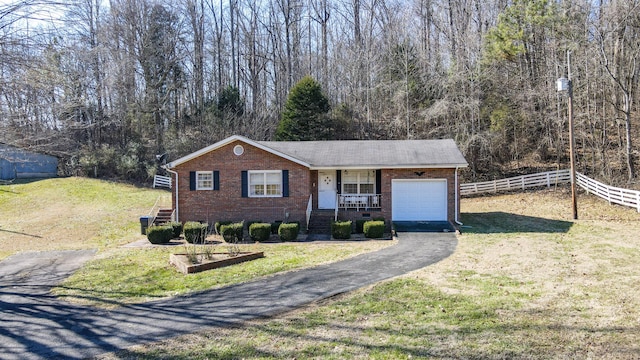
[171, 140, 311, 225]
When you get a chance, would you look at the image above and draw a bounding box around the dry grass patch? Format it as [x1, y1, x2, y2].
[96, 188, 640, 359]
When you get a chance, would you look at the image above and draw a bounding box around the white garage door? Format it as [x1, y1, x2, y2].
[391, 179, 448, 221]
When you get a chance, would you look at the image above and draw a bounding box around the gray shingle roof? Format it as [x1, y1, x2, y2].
[166, 135, 468, 169]
[257, 139, 468, 169]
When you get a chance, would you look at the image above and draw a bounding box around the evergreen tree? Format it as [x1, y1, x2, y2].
[275, 76, 332, 141]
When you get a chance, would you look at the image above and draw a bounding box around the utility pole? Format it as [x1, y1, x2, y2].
[557, 51, 578, 220]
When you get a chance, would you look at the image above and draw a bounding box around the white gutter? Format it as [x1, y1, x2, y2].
[164, 167, 179, 222]
[454, 166, 463, 225]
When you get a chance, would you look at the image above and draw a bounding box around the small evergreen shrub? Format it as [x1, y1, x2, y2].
[184, 221, 208, 244]
[220, 221, 244, 243]
[363, 220, 385, 239]
[271, 221, 283, 234]
[146, 225, 173, 244]
[332, 220, 352, 240]
[355, 219, 367, 233]
[247, 220, 263, 230]
[249, 223, 272, 242]
[215, 220, 233, 234]
[168, 221, 183, 239]
[278, 223, 299, 241]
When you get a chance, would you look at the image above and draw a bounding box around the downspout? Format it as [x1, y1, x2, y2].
[164, 167, 179, 222]
[454, 166, 463, 225]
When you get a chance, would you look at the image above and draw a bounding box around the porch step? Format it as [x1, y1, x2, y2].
[153, 208, 173, 225]
[307, 210, 334, 234]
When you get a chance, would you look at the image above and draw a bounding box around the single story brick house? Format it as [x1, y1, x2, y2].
[164, 135, 468, 230]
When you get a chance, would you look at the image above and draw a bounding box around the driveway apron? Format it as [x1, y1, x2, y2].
[0, 233, 456, 359]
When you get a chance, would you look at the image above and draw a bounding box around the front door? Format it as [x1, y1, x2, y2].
[318, 171, 337, 209]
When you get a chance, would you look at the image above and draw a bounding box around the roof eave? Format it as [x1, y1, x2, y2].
[309, 163, 469, 170]
[166, 135, 311, 169]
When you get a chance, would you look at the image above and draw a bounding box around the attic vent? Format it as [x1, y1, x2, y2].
[233, 145, 244, 156]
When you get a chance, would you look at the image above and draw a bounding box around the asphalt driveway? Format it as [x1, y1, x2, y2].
[0, 233, 457, 360]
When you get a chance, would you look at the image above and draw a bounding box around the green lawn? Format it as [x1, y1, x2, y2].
[97, 189, 640, 359]
[0, 177, 162, 260]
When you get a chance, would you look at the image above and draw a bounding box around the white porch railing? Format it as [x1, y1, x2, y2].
[305, 194, 313, 231]
[337, 194, 381, 211]
[153, 175, 172, 189]
[460, 170, 571, 196]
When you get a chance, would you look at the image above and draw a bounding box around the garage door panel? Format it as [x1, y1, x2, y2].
[392, 180, 447, 221]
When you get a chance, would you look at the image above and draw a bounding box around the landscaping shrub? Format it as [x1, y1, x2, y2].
[220, 221, 244, 243]
[168, 221, 183, 239]
[249, 223, 272, 242]
[278, 222, 299, 241]
[271, 221, 283, 234]
[332, 220, 352, 240]
[247, 220, 263, 230]
[184, 221, 208, 244]
[215, 220, 233, 234]
[355, 219, 367, 233]
[363, 220, 385, 239]
[146, 225, 173, 244]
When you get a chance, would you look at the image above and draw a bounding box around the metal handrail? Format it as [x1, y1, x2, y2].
[305, 194, 313, 230]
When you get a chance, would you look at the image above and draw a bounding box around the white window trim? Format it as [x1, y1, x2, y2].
[342, 170, 375, 194]
[196, 171, 214, 190]
[248, 170, 282, 198]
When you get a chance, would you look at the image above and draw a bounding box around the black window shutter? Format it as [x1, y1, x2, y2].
[241, 171, 248, 197]
[336, 170, 342, 194]
[282, 170, 289, 197]
[189, 171, 196, 191]
[375, 170, 382, 194]
[213, 171, 220, 190]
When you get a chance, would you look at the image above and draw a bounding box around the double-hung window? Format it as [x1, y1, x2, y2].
[249, 170, 282, 197]
[196, 171, 214, 190]
[342, 170, 375, 194]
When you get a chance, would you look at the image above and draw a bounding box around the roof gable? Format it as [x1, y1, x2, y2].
[167, 135, 468, 169]
[166, 135, 311, 169]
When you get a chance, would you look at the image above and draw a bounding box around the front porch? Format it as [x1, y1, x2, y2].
[337, 193, 381, 211]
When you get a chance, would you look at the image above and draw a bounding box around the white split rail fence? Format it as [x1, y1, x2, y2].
[153, 175, 172, 189]
[461, 169, 640, 212]
[460, 170, 571, 196]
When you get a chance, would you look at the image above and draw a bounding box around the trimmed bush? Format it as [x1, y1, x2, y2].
[184, 221, 208, 244]
[215, 220, 233, 235]
[355, 219, 367, 234]
[363, 220, 385, 239]
[278, 222, 300, 241]
[249, 222, 272, 242]
[168, 221, 183, 239]
[146, 225, 173, 244]
[271, 221, 283, 234]
[220, 221, 244, 243]
[332, 220, 352, 240]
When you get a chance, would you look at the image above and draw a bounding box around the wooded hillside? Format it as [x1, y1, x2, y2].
[0, 0, 638, 184]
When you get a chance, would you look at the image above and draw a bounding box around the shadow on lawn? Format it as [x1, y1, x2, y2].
[461, 212, 573, 234]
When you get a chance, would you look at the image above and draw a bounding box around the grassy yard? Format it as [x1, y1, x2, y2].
[1, 177, 394, 307]
[97, 189, 640, 359]
[0, 177, 162, 260]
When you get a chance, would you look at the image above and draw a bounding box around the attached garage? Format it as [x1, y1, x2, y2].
[391, 179, 448, 221]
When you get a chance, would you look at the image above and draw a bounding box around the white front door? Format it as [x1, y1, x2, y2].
[318, 171, 337, 209]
